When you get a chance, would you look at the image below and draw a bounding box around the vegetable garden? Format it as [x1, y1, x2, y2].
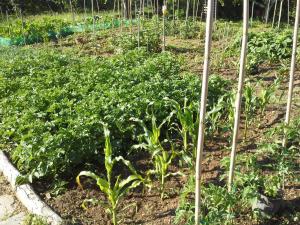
[0, 0, 299, 225]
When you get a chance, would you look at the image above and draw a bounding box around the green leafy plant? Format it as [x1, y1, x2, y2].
[258, 78, 280, 116]
[243, 82, 259, 140]
[76, 124, 143, 225]
[132, 113, 182, 199]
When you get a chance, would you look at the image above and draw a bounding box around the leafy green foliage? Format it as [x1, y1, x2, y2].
[0, 17, 72, 44]
[111, 28, 161, 53]
[0, 48, 200, 181]
[77, 124, 143, 225]
[175, 176, 245, 225]
[229, 30, 293, 73]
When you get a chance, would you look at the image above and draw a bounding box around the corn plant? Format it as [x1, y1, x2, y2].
[76, 124, 143, 225]
[258, 78, 280, 116]
[132, 113, 182, 199]
[164, 97, 198, 152]
[243, 82, 259, 140]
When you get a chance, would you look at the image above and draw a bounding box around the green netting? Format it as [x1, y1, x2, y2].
[0, 18, 137, 46]
[0, 37, 11, 46]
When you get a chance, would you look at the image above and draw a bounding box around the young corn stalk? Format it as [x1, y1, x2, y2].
[243, 83, 258, 140]
[132, 113, 182, 199]
[164, 97, 197, 152]
[258, 78, 280, 116]
[77, 124, 144, 225]
[164, 97, 199, 166]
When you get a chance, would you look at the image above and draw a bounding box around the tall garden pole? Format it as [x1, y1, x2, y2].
[185, 0, 190, 24]
[84, 0, 87, 21]
[228, 0, 249, 192]
[265, 0, 271, 23]
[162, 4, 167, 52]
[194, 0, 213, 224]
[0, 7, 3, 20]
[196, 0, 200, 20]
[96, 0, 100, 14]
[277, 0, 283, 28]
[91, 0, 95, 35]
[69, 0, 75, 24]
[283, 0, 300, 148]
[287, 0, 290, 25]
[138, 6, 140, 48]
[6, 10, 10, 36]
[251, 1, 255, 26]
[272, 0, 278, 28]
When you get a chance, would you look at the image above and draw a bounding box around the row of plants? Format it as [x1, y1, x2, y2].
[74, 76, 285, 225]
[0, 47, 233, 185]
[0, 17, 72, 44]
[0, 13, 136, 45]
[174, 117, 300, 225]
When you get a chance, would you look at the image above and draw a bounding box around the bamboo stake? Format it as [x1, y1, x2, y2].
[287, 0, 290, 25]
[272, 0, 278, 28]
[138, 5, 140, 48]
[195, 0, 200, 20]
[186, 0, 190, 24]
[265, 0, 271, 23]
[69, 0, 75, 24]
[194, 0, 213, 224]
[162, 4, 167, 52]
[91, 0, 95, 35]
[84, 0, 87, 21]
[251, 1, 255, 26]
[6, 10, 10, 36]
[228, 0, 249, 192]
[96, 0, 100, 14]
[113, 0, 116, 14]
[277, 0, 283, 28]
[0, 7, 3, 20]
[193, 0, 196, 21]
[214, 0, 217, 21]
[283, 0, 300, 147]
[173, 0, 175, 24]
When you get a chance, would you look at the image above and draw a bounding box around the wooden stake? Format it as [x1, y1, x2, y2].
[185, 0, 190, 24]
[194, 0, 213, 224]
[6, 10, 10, 36]
[69, 0, 75, 24]
[138, 6, 140, 48]
[272, 0, 278, 28]
[96, 0, 100, 14]
[0, 7, 3, 20]
[287, 0, 290, 25]
[283, 0, 300, 147]
[162, 4, 167, 52]
[228, 0, 249, 192]
[277, 0, 283, 28]
[195, 0, 200, 20]
[251, 1, 255, 26]
[91, 0, 95, 35]
[84, 0, 87, 21]
[265, 0, 271, 23]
